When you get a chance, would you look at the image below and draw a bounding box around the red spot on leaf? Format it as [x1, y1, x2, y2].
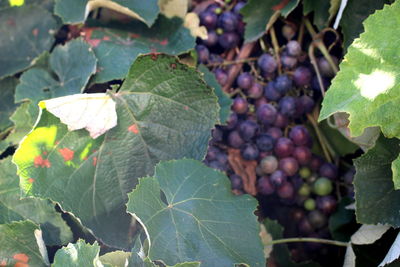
[32, 28, 39, 37]
[55, 141, 60, 145]
[170, 63, 177, 69]
[151, 53, 158, 60]
[59, 148, 74, 161]
[34, 155, 50, 168]
[272, 0, 290, 11]
[129, 33, 140, 38]
[83, 156, 88, 161]
[128, 124, 139, 134]
[42, 151, 47, 155]
[28, 178, 35, 184]
[87, 39, 101, 47]
[102, 36, 110, 41]
[81, 27, 101, 47]
[160, 39, 168, 46]
[13, 254, 28, 263]
[184, 106, 189, 111]
[0, 260, 6, 266]
[14, 263, 29, 267]
[93, 157, 97, 166]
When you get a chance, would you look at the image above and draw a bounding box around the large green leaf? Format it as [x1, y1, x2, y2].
[15, 38, 97, 106]
[52, 239, 101, 267]
[54, 0, 159, 26]
[0, 77, 18, 132]
[0, 5, 57, 78]
[340, 0, 394, 50]
[0, 220, 48, 267]
[86, 16, 195, 83]
[126, 159, 264, 266]
[0, 157, 72, 246]
[354, 135, 400, 227]
[0, 0, 54, 10]
[13, 54, 219, 249]
[319, 1, 400, 139]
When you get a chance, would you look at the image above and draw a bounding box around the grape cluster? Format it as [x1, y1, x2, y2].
[197, 0, 353, 261]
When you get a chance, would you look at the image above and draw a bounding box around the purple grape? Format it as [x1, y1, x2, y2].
[233, 1, 246, 14]
[254, 97, 268, 109]
[298, 218, 314, 234]
[317, 56, 338, 78]
[266, 127, 283, 140]
[256, 134, 275, 152]
[196, 45, 209, 63]
[248, 83, 263, 99]
[275, 74, 293, 94]
[279, 157, 299, 176]
[277, 181, 294, 199]
[199, 10, 218, 29]
[232, 97, 248, 114]
[293, 146, 312, 165]
[274, 137, 294, 158]
[289, 125, 310, 146]
[218, 32, 239, 49]
[286, 40, 301, 57]
[319, 163, 338, 180]
[237, 72, 253, 89]
[256, 104, 277, 125]
[299, 95, 315, 113]
[310, 156, 323, 171]
[308, 210, 327, 229]
[207, 160, 227, 171]
[226, 112, 238, 130]
[205, 3, 220, 13]
[258, 54, 277, 73]
[230, 174, 243, 190]
[311, 76, 330, 93]
[293, 66, 312, 87]
[241, 143, 259, 160]
[279, 96, 297, 117]
[203, 30, 218, 47]
[227, 130, 244, 148]
[281, 54, 298, 69]
[317, 196, 337, 214]
[260, 155, 278, 174]
[273, 113, 288, 128]
[282, 24, 296, 40]
[291, 208, 306, 222]
[343, 168, 355, 184]
[264, 82, 282, 101]
[218, 11, 238, 32]
[270, 170, 287, 187]
[214, 68, 228, 86]
[206, 146, 220, 161]
[238, 120, 259, 141]
[211, 127, 223, 142]
[257, 176, 275, 195]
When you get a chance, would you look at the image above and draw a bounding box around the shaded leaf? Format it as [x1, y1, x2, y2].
[0, 77, 18, 132]
[303, 0, 330, 30]
[319, 1, 400, 139]
[319, 120, 359, 156]
[52, 239, 101, 267]
[0, 220, 48, 267]
[328, 197, 357, 242]
[0, 157, 72, 245]
[13, 54, 219, 249]
[0, 0, 54, 10]
[354, 135, 400, 227]
[126, 159, 264, 266]
[0, 5, 57, 78]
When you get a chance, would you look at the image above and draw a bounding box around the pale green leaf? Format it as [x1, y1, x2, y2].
[52, 239, 102, 267]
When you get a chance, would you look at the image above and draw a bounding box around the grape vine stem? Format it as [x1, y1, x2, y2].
[266, 237, 348, 247]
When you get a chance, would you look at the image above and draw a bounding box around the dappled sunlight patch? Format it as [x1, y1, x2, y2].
[355, 70, 395, 100]
[352, 41, 381, 60]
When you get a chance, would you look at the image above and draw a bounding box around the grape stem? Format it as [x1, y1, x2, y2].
[206, 57, 259, 67]
[269, 26, 282, 75]
[308, 44, 326, 96]
[266, 237, 348, 247]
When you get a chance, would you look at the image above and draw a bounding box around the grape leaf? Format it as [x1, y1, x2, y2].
[99, 251, 131, 267]
[85, 16, 195, 83]
[0, 157, 72, 246]
[303, 0, 330, 30]
[13, 54, 219, 250]
[52, 239, 101, 267]
[351, 224, 390, 245]
[54, 0, 159, 27]
[319, 120, 359, 156]
[15, 39, 97, 107]
[0, 77, 18, 132]
[159, 0, 188, 19]
[339, 0, 394, 50]
[354, 135, 400, 227]
[0, 0, 54, 10]
[0, 221, 48, 267]
[379, 232, 400, 267]
[198, 65, 231, 124]
[0, 5, 57, 79]
[126, 159, 264, 266]
[328, 197, 357, 242]
[319, 1, 400, 139]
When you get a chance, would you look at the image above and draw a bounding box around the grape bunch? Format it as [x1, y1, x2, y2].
[196, 0, 353, 262]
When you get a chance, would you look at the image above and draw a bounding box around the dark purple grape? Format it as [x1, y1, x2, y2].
[298, 218, 314, 234]
[256, 134, 275, 152]
[293, 146, 312, 165]
[206, 146, 220, 161]
[291, 208, 306, 222]
[273, 113, 288, 128]
[308, 210, 327, 229]
[211, 127, 223, 142]
[226, 112, 238, 130]
[277, 181, 294, 199]
[199, 10, 218, 29]
[289, 125, 310, 146]
[317, 196, 337, 214]
[264, 82, 282, 101]
[343, 168, 355, 184]
[258, 54, 277, 73]
[266, 127, 283, 140]
[233, 1, 246, 14]
[227, 130, 245, 148]
[207, 160, 227, 171]
[205, 3, 220, 13]
[281, 54, 298, 69]
[282, 24, 296, 40]
[238, 120, 258, 141]
[254, 97, 268, 109]
[257, 176, 275, 195]
[319, 163, 338, 180]
[310, 156, 323, 171]
[230, 174, 243, 190]
[196, 45, 209, 63]
[279, 96, 297, 117]
[248, 82, 263, 99]
[274, 137, 294, 158]
[218, 11, 238, 32]
[286, 40, 301, 57]
[256, 104, 277, 125]
[317, 56, 338, 78]
[209, 53, 224, 64]
[279, 157, 299, 176]
[299, 95, 314, 113]
[232, 97, 248, 114]
[270, 170, 287, 187]
[260, 155, 278, 174]
[275, 74, 293, 94]
[214, 68, 228, 86]
[218, 32, 239, 49]
[203, 30, 218, 47]
[241, 143, 259, 160]
[311, 76, 330, 93]
[237, 72, 253, 89]
[293, 66, 312, 87]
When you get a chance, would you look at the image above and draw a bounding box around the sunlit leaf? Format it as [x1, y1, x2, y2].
[52, 239, 102, 267]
